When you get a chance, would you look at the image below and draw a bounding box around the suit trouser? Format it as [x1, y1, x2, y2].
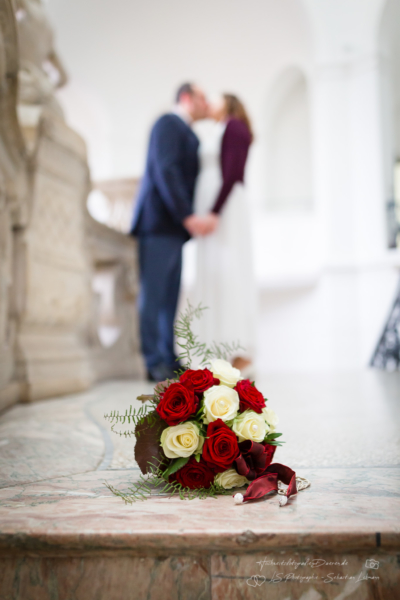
[138, 235, 184, 370]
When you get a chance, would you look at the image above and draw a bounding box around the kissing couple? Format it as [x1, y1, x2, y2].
[131, 83, 256, 382]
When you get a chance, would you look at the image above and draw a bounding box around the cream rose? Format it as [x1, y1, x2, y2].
[215, 469, 249, 490]
[232, 409, 267, 442]
[210, 359, 242, 388]
[203, 385, 239, 424]
[160, 422, 204, 459]
[262, 407, 279, 432]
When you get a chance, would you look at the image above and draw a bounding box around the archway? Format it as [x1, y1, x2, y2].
[264, 66, 313, 212]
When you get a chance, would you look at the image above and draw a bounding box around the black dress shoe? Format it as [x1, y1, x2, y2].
[146, 364, 176, 383]
[168, 362, 187, 377]
[146, 370, 156, 382]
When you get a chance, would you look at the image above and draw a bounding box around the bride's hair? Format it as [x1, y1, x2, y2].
[223, 94, 253, 142]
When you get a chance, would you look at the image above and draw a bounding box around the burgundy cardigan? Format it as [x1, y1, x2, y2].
[211, 118, 251, 214]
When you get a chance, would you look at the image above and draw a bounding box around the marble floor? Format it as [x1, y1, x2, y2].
[0, 371, 399, 599]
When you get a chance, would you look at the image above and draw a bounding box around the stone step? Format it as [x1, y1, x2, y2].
[0, 376, 399, 599]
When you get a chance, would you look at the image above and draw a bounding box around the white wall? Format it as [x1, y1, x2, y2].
[47, 0, 312, 179]
[56, 83, 113, 180]
[256, 267, 398, 372]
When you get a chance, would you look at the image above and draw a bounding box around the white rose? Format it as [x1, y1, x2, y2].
[210, 359, 242, 388]
[215, 469, 249, 490]
[160, 422, 204, 459]
[262, 407, 279, 432]
[232, 410, 267, 442]
[203, 385, 239, 424]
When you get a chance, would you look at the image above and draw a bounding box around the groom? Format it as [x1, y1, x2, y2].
[130, 83, 217, 381]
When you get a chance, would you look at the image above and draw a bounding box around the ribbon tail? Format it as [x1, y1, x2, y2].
[242, 473, 278, 502]
[264, 463, 297, 497]
[241, 463, 297, 504]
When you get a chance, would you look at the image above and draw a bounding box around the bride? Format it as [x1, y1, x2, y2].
[193, 94, 256, 373]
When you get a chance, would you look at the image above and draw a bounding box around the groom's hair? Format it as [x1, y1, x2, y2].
[176, 83, 194, 103]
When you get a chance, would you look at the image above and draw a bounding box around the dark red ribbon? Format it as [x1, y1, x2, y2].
[234, 441, 297, 503]
[234, 440, 276, 480]
[242, 463, 297, 502]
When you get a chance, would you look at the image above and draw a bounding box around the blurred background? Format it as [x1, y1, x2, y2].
[1, 0, 400, 407]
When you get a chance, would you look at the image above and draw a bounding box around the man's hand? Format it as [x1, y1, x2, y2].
[183, 213, 219, 237]
[183, 214, 205, 236]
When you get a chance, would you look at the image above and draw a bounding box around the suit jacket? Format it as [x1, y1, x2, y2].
[130, 113, 199, 240]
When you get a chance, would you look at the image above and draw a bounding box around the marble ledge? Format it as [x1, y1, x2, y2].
[0, 530, 399, 560]
[0, 467, 399, 557]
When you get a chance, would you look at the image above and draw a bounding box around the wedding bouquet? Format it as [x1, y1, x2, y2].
[105, 304, 307, 504]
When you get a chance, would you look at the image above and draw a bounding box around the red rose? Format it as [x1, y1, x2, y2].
[235, 379, 266, 414]
[202, 419, 240, 473]
[180, 369, 219, 395]
[156, 381, 198, 426]
[172, 456, 215, 489]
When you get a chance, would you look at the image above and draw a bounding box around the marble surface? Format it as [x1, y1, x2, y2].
[0, 555, 210, 600]
[210, 552, 399, 600]
[264, 371, 400, 469]
[0, 466, 399, 555]
[0, 373, 399, 597]
[1, 552, 398, 600]
[0, 393, 104, 488]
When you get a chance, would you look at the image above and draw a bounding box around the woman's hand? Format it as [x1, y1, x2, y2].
[202, 213, 219, 235]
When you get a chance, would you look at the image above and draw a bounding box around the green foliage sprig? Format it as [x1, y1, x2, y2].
[264, 432, 284, 446]
[104, 403, 157, 438]
[175, 301, 244, 368]
[104, 459, 233, 504]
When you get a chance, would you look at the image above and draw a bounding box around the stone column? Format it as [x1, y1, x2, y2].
[312, 58, 386, 263]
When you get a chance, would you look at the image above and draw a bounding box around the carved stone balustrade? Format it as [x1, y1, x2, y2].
[86, 215, 143, 381]
[91, 178, 139, 234]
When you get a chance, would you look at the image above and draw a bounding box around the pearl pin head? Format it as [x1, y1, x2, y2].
[234, 493, 244, 504]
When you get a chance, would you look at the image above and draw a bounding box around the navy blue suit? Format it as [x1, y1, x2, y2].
[130, 113, 199, 372]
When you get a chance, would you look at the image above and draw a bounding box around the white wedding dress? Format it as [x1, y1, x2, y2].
[192, 121, 256, 356]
